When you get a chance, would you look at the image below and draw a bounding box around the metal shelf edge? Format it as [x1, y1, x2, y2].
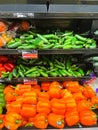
[0, 49, 98, 55]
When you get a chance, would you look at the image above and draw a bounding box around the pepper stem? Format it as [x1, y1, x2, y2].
[25, 123, 33, 127]
[15, 119, 21, 124]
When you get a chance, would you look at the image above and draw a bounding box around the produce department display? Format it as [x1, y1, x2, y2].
[0, 81, 98, 130]
[0, 19, 97, 130]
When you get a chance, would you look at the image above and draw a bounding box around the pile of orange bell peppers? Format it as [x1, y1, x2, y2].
[0, 80, 98, 129]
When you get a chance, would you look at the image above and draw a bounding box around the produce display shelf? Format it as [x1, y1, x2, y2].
[0, 76, 90, 84]
[0, 48, 98, 55]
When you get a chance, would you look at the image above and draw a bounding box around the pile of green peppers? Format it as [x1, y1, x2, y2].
[0, 84, 6, 114]
[7, 31, 96, 49]
[1, 56, 92, 80]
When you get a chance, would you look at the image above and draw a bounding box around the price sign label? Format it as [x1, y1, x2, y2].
[13, 13, 27, 18]
[22, 50, 38, 59]
[23, 78, 37, 85]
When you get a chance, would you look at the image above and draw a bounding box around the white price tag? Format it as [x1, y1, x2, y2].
[22, 50, 38, 59]
[23, 78, 37, 85]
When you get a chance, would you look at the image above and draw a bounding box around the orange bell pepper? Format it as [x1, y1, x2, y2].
[0, 114, 5, 129]
[16, 96, 23, 104]
[49, 81, 62, 98]
[5, 91, 18, 103]
[38, 91, 50, 101]
[84, 85, 96, 98]
[5, 112, 22, 130]
[6, 101, 22, 114]
[64, 81, 80, 93]
[79, 110, 97, 126]
[37, 100, 51, 114]
[65, 97, 77, 112]
[61, 89, 72, 99]
[77, 100, 91, 112]
[41, 82, 51, 91]
[21, 104, 36, 117]
[4, 85, 14, 95]
[91, 96, 98, 109]
[48, 113, 65, 129]
[15, 84, 31, 95]
[82, 87, 90, 98]
[23, 91, 37, 104]
[72, 92, 86, 102]
[51, 98, 66, 115]
[65, 110, 79, 126]
[31, 84, 41, 94]
[34, 113, 48, 129]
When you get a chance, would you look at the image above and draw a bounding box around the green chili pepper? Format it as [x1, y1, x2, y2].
[66, 59, 71, 70]
[25, 67, 37, 75]
[74, 71, 82, 77]
[86, 39, 94, 44]
[40, 71, 48, 77]
[37, 34, 49, 43]
[58, 70, 67, 76]
[1, 72, 9, 78]
[63, 31, 73, 36]
[49, 39, 57, 43]
[25, 35, 34, 40]
[89, 42, 97, 48]
[42, 44, 54, 49]
[52, 44, 63, 49]
[64, 38, 72, 44]
[18, 45, 36, 49]
[63, 45, 72, 49]
[54, 64, 65, 69]
[78, 68, 84, 76]
[12, 68, 17, 78]
[75, 41, 85, 45]
[71, 37, 77, 44]
[43, 34, 59, 39]
[49, 71, 58, 77]
[55, 60, 65, 67]
[59, 37, 65, 44]
[33, 38, 44, 46]
[8, 72, 13, 81]
[7, 42, 21, 49]
[86, 70, 91, 75]
[26, 72, 39, 78]
[19, 65, 26, 72]
[68, 69, 77, 77]
[8, 39, 15, 45]
[75, 34, 87, 42]
[18, 67, 24, 78]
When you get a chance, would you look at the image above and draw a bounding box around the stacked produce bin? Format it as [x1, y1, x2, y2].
[0, 3, 98, 130]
